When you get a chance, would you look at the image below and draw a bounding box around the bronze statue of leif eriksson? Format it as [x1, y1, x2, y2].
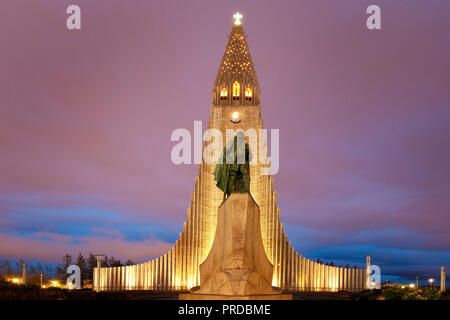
[213, 132, 252, 201]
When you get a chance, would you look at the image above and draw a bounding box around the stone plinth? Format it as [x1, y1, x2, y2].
[180, 193, 291, 300]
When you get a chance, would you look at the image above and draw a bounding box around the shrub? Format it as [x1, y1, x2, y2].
[382, 286, 442, 300]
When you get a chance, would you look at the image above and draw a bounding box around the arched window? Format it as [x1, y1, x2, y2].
[245, 87, 252, 101]
[232, 81, 240, 100]
[220, 87, 228, 100]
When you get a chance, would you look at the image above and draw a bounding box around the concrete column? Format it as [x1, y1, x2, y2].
[303, 259, 308, 291]
[343, 268, 348, 291]
[154, 259, 158, 290]
[322, 264, 326, 291]
[285, 242, 291, 290]
[305, 257, 309, 291]
[175, 240, 180, 289]
[127, 265, 131, 290]
[121, 266, 124, 291]
[350, 268, 356, 292]
[181, 227, 186, 289]
[110, 267, 114, 290]
[149, 261, 152, 290]
[332, 267, 337, 291]
[96, 256, 101, 292]
[135, 264, 139, 290]
[306, 259, 313, 291]
[166, 254, 172, 290]
[138, 264, 141, 290]
[296, 254, 300, 290]
[320, 264, 324, 291]
[156, 257, 160, 290]
[142, 263, 146, 290]
[159, 257, 163, 290]
[313, 262, 317, 291]
[144, 262, 148, 290]
[113, 267, 117, 290]
[441, 266, 446, 293]
[140, 263, 144, 290]
[106, 267, 110, 290]
[113, 267, 116, 290]
[163, 254, 168, 290]
[22, 263, 26, 284]
[148, 260, 153, 290]
[125, 265, 129, 290]
[102, 268, 106, 291]
[118, 266, 122, 290]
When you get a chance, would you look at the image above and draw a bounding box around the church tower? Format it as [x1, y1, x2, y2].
[94, 13, 367, 293]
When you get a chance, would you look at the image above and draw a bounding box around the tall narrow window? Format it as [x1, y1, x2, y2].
[245, 87, 252, 101]
[232, 81, 240, 100]
[220, 87, 228, 100]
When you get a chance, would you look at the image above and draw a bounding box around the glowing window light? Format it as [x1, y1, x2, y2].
[245, 87, 252, 101]
[220, 87, 228, 100]
[232, 81, 240, 99]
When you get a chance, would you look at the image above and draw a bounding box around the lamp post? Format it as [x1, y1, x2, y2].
[364, 255, 374, 289]
[428, 278, 434, 288]
[22, 262, 26, 284]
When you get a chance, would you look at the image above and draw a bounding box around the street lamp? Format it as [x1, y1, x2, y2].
[428, 278, 434, 287]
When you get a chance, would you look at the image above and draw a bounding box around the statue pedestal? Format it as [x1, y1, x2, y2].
[179, 193, 291, 300]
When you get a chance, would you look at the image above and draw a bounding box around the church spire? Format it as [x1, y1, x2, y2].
[212, 12, 260, 106]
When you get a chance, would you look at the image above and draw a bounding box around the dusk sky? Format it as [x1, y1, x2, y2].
[1, 0, 449, 284]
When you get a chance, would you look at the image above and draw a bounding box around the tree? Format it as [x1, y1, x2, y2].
[0, 260, 13, 278]
[60, 254, 72, 282]
[75, 253, 88, 280]
[87, 253, 97, 281]
[108, 257, 122, 267]
[43, 265, 53, 282]
[27, 265, 39, 285]
[55, 266, 65, 281]
[125, 260, 135, 266]
[101, 256, 109, 267]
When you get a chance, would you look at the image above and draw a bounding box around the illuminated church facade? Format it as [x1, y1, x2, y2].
[94, 13, 368, 292]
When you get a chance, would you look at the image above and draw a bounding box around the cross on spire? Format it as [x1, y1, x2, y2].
[233, 12, 243, 25]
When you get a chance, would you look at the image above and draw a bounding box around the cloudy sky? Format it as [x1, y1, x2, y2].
[1, 0, 449, 284]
